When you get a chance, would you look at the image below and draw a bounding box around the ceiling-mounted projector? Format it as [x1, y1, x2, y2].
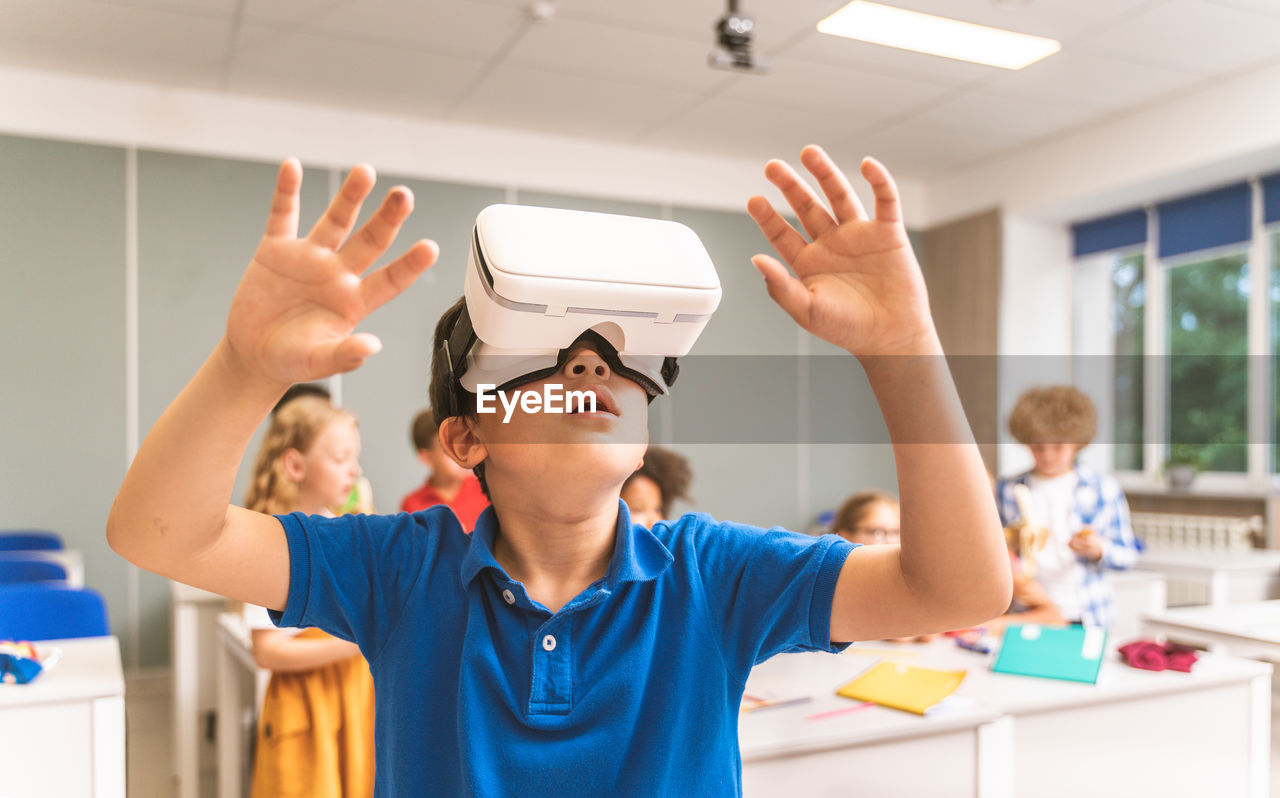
[708, 0, 769, 74]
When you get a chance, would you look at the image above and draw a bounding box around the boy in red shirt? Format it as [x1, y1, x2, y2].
[399, 407, 488, 530]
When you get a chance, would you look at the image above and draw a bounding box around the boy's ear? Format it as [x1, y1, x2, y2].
[280, 448, 306, 482]
[437, 416, 487, 470]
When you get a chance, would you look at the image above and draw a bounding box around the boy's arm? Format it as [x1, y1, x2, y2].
[747, 146, 1012, 642]
[1098, 482, 1139, 570]
[106, 160, 437, 610]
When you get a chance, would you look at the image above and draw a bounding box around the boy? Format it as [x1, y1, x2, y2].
[400, 406, 488, 529]
[995, 386, 1139, 627]
[108, 146, 1011, 795]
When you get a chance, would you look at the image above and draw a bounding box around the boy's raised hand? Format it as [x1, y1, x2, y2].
[224, 159, 438, 386]
[747, 145, 936, 357]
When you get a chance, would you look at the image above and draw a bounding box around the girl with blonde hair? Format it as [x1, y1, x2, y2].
[242, 395, 374, 798]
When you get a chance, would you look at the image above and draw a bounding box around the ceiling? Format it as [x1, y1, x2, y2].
[3, 0, 1280, 181]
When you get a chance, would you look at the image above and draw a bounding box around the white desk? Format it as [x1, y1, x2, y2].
[740, 637, 1271, 798]
[1138, 549, 1280, 607]
[1110, 569, 1167, 641]
[171, 580, 228, 798]
[0, 636, 125, 798]
[741, 650, 1005, 798]
[216, 612, 270, 798]
[1144, 600, 1280, 659]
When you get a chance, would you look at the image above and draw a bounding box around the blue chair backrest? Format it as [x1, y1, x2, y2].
[0, 556, 68, 584]
[0, 584, 109, 640]
[0, 531, 64, 551]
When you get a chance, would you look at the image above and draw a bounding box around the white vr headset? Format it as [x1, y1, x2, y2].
[437, 203, 722, 417]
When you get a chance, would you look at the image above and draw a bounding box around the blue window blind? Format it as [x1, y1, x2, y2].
[1156, 183, 1251, 258]
[1072, 209, 1147, 257]
[1263, 173, 1280, 225]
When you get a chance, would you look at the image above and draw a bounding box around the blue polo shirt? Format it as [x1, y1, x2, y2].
[272, 501, 855, 796]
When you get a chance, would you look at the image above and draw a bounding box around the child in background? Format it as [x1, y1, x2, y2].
[995, 386, 1138, 627]
[831, 490, 900, 547]
[274, 382, 375, 513]
[399, 407, 488, 530]
[620, 446, 693, 528]
[242, 396, 374, 798]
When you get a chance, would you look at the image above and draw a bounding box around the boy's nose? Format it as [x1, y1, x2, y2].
[563, 345, 611, 381]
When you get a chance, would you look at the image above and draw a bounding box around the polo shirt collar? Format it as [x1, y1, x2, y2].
[460, 500, 673, 589]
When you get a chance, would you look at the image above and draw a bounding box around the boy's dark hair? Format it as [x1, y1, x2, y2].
[410, 408, 439, 452]
[429, 296, 487, 495]
[1008, 386, 1097, 446]
[624, 446, 693, 518]
[272, 382, 331, 415]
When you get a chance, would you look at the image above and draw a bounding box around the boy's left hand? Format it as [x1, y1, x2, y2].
[1069, 529, 1104, 561]
[747, 145, 937, 357]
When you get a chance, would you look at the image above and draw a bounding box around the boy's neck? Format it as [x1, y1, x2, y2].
[489, 497, 619, 614]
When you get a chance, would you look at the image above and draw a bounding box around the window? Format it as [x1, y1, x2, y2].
[1074, 177, 1276, 484]
[1166, 251, 1249, 473]
[1112, 253, 1144, 471]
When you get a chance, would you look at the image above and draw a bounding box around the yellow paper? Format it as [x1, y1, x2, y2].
[836, 661, 966, 715]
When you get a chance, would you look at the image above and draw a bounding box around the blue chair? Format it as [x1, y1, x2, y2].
[0, 556, 67, 584]
[0, 584, 109, 640]
[0, 530, 64, 551]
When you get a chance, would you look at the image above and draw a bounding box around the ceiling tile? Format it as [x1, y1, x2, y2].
[785, 27, 1005, 88]
[502, 16, 733, 93]
[0, 0, 230, 87]
[981, 47, 1205, 113]
[833, 120, 1012, 180]
[852, 0, 1156, 42]
[448, 62, 704, 144]
[226, 24, 491, 118]
[268, 0, 527, 61]
[640, 94, 867, 163]
[911, 90, 1102, 141]
[719, 53, 954, 121]
[1078, 0, 1280, 76]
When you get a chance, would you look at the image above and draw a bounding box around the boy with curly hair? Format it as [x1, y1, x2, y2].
[996, 386, 1138, 627]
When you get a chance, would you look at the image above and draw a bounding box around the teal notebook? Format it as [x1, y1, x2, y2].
[992, 624, 1108, 684]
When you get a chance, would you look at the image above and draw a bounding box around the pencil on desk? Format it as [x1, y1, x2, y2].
[807, 702, 875, 721]
[741, 696, 813, 713]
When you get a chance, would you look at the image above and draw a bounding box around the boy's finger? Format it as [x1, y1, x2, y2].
[314, 332, 383, 375]
[764, 159, 836, 241]
[308, 165, 377, 250]
[340, 186, 415, 272]
[801, 145, 866, 222]
[861, 157, 901, 224]
[360, 239, 439, 312]
[747, 195, 807, 266]
[752, 254, 812, 327]
[265, 158, 303, 238]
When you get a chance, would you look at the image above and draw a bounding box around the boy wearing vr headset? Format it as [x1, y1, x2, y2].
[109, 145, 1011, 795]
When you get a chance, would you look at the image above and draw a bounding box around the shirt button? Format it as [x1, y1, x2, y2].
[542, 634, 557, 652]
[502, 589, 515, 605]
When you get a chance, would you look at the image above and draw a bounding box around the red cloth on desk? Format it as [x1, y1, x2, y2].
[399, 474, 489, 532]
[1118, 639, 1199, 673]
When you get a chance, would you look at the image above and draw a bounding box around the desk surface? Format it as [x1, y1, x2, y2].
[1145, 600, 1280, 645]
[740, 634, 1270, 761]
[0, 636, 124, 709]
[1139, 549, 1280, 573]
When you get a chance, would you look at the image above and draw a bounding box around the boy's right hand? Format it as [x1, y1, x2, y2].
[224, 159, 439, 387]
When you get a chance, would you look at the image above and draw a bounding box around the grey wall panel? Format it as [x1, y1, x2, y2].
[670, 444, 801, 530]
[0, 133, 128, 650]
[136, 151, 328, 667]
[340, 175, 505, 512]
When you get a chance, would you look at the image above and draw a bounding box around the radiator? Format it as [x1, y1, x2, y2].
[1131, 512, 1264, 606]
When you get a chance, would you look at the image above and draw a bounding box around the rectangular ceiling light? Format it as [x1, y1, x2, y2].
[817, 1, 1061, 70]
